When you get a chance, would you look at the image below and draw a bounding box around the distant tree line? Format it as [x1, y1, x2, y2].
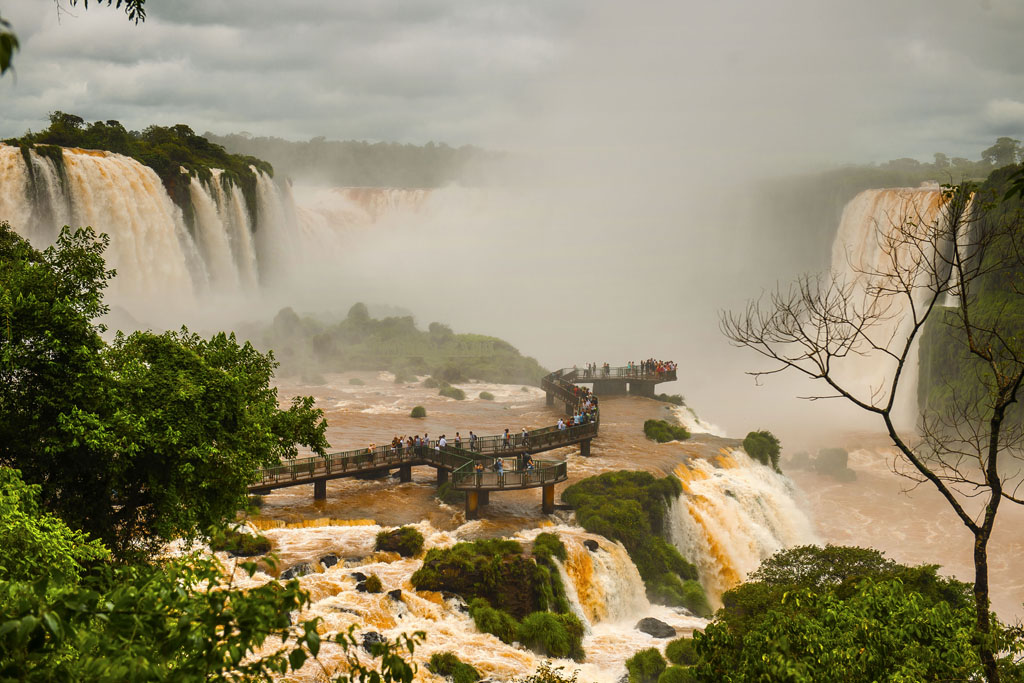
[205, 132, 504, 187]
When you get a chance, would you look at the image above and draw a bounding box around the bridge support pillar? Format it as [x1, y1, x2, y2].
[580, 439, 591, 458]
[541, 485, 555, 514]
[628, 381, 655, 397]
[479, 490, 490, 506]
[466, 491, 480, 520]
[399, 465, 412, 483]
[314, 480, 327, 501]
[592, 379, 628, 396]
[546, 391, 554, 406]
[436, 468, 448, 485]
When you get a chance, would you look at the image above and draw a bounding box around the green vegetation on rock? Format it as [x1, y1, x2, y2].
[208, 528, 271, 557]
[247, 303, 548, 387]
[657, 667, 695, 683]
[479, 391, 495, 400]
[375, 526, 425, 557]
[439, 385, 467, 400]
[643, 419, 690, 443]
[654, 394, 685, 406]
[364, 573, 383, 593]
[468, 598, 520, 644]
[561, 472, 709, 616]
[410, 539, 567, 619]
[428, 652, 480, 683]
[349, 377, 365, 385]
[410, 406, 427, 418]
[664, 638, 697, 666]
[742, 430, 781, 471]
[517, 611, 585, 660]
[626, 648, 666, 683]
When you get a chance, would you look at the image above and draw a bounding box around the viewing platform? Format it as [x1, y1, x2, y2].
[251, 361, 673, 518]
[545, 365, 676, 400]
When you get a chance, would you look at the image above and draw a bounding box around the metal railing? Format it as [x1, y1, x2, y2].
[252, 365, 608, 491]
[558, 365, 677, 382]
[450, 454, 568, 490]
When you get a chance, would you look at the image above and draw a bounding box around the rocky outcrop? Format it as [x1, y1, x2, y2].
[635, 617, 676, 638]
[280, 563, 313, 580]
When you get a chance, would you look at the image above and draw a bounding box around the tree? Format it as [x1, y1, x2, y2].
[982, 137, 1022, 169]
[721, 182, 1023, 682]
[0, 223, 328, 558]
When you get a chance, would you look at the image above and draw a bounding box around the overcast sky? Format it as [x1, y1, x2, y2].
[2, 0, 1024, 165]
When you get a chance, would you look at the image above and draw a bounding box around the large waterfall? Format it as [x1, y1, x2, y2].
[0, 144, 305, 313]
[828, 186, 952, 422]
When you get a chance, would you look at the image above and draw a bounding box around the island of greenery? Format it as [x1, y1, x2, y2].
[248, 303, 548, 386]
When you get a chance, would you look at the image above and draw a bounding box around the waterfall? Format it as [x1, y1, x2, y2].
[0, 143, 311, 316]
[827, 186, 954, 421]
[667, 450, 816, 606]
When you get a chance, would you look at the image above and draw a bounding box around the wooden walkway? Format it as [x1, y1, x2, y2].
[250, 364, 674, 517]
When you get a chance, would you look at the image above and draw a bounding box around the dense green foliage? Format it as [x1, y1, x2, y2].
[531, 533, 568, 563]
[0, 223, 328, 559]
[626, 648, 667, 683]
[435, 481, 464, 504]
[6, 112, 274, 227]
[517, 611, 585, 660]
[208, 528, 272, 557]
[0, 468, 109, 585]
[428, 652, 480, 683]
[479, 391, 495, 400]
[410, 539, 568, 619]
[468, 598, 520, 644]
[918, 164, 1024, 420]
[561, 472, 709, 616]
[657, 666, 695, 683]
[665, 638, 697, 666]
[410, 405, 427, 418]
[364, 574, 384, 593]
[654, 394, 686, 406]
[643, 419, 690, 443]
[375, 526, 425, 557]
[207, 131, 502, 187]
[247, 304, 548, 386]
[681, 545, 1024, 682]
[742, 430, 781, 470]
[439, 385, 467, 400]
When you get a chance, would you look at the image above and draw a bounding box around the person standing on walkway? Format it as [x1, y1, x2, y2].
[502, 428, 511, 451]
[470, 431, 478, 451]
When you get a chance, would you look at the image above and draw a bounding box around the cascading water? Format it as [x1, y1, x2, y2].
[828, 186, 953, 422]
[215, 519, 705, 683]
[667, 449, 816, 606]
[0, 143, 302, 315]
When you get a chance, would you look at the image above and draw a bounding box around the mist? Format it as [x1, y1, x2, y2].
[251, 0, 996, 445]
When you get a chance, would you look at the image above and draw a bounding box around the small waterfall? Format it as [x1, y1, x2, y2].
[667, 450, 816, 606]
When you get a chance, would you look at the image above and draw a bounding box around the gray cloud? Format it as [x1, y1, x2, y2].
[1, 0, 1023, 160]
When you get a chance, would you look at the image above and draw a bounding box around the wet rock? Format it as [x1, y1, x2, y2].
[616, 674, 630, 683]
[350, 571, 367, 582]
[388, 589, 403, 601]
[320, 554, 339, 569]
[280, 563, 313, 580]
[583, 539, 601, 552]
[362, 631, 387, 653]
[635, 617, 676, 638]
[355, 581, 367, 592]
[330, 606, 361, 616]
